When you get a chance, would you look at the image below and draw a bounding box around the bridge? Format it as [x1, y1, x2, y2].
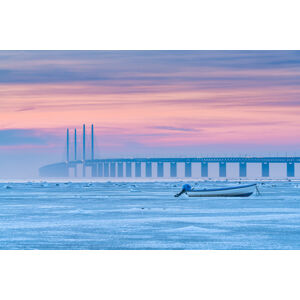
[39, 125, 300, 178]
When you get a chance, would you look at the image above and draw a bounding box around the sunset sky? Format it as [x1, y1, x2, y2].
[1, 51, 300, 178]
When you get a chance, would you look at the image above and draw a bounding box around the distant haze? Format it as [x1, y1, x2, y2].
[1, 51, 300, 178]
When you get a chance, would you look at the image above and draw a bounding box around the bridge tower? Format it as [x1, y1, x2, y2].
[66, 128, 70, 162]
[74, 128, 77, 177]
[82, 124, 86, 177]
[91, 124, 98, 177]
[91, 124, 94, 160]
[74, 129, 77, 160]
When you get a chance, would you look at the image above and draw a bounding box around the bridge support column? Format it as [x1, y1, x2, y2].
[201, 162, 208, 177]
[117, 162, 123, 177]
[91, 164, 97, 177]
[219, 162, 226, 177]
[83, 164, 86, 177]
[135, 162, 141, 177]
[185, 162, 192, 177]
[66, 164, 70, 178]
[287, 162, 295, 177]
[126, 162, 132, 177]
[146, 162, 152, 177]
[104, 163, 109, 177]
[110, 162, 116, 177]
[170, 162, 177, 177]
[239, 162, 247, 177]
[157, 162, 164, 177]
[97, 163, 103, 177]
[262, 162, 269, 177]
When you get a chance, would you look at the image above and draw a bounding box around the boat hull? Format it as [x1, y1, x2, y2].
[186, 184, 256, 197]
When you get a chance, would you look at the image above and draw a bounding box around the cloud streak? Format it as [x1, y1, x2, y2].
[0, 129, 61, 146]
[1, 50, 300, 160]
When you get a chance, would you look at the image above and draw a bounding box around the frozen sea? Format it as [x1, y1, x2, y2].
[0, 180, 300, 250]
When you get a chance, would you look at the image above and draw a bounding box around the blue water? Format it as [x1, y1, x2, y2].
[0, 181, 300, 249]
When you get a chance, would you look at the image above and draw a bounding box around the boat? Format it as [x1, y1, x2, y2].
[175, 183, 257, 197]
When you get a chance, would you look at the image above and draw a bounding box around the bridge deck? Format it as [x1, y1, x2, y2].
[82, 157, 300, 164]
[39, 157, 300, 177]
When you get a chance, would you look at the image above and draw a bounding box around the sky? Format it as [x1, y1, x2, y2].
[1, 50, 300, 178]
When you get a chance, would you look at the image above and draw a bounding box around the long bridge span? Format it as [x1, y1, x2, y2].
[39, 125, 300, 178]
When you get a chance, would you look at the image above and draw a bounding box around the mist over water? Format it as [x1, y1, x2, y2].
[1, 144, 300, 180]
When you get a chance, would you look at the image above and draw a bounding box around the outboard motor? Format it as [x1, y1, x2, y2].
[175, 184, 192, 197]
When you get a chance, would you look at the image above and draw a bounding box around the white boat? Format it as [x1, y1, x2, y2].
[175, 183, 257, 197]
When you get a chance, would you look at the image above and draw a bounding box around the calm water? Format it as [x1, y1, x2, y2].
[0, 181, 300, 249]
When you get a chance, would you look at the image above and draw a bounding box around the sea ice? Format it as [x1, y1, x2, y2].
[0, 180, 300, 249]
